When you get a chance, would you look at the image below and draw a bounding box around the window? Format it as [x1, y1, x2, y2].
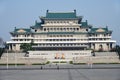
[77, 28, 79, 31]
[67, 28, 69, 30]
[60, 35, 62, 37]
[70, 35, 73, 37]
[99, 38, 102, 40]
[64, 28, 66, 31]
[70, 28, 72, 30]
[73, 28, 75, 30]
[104, 34, 106, 36]
[60, 28, 62, 30]
[63, 39, 66, 41]
[96, 34, 97, 37]
[35, 30, 37, 32]
[44, 28, 46, 31]
[86, 29, 88, 31]
[57, 28, 59, 30]
[57, 35, 59, 37]
[49, 35, 52, 37]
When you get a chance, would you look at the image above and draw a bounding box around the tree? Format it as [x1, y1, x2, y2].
[111, 45, 120, 60]
[0, 48, 4, 58]
[115, 45, 120, 59]
[20, 43, 33, 52]
[0, 37, 4, 48]
[0, 37, 5, 58]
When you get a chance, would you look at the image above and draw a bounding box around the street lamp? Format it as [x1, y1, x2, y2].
[5, 44, 9, 69]
[6, 50, 8, 69]
[15, 50, 17, 68]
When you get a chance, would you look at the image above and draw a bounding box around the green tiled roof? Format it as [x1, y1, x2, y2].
[41, 10, 83, 19]
[81, 22, 88, 26]
[15, 29, 31, 32]
[81, 20, 88, 27]
[89, 27, 112, 34]
[10, 28, 31, 34]
[81, 20, 92, 28]
[46, 12, 77, 19]
[30, 21, 43, 29]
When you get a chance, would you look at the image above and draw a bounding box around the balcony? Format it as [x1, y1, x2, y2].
[34, 41, 89, 44]
[11, 37, 33, 39]
[88, 40, 116, 43]
[6, 41, 31, 44]
[32, 45, 88, 48]
[88, 36, 111, 39]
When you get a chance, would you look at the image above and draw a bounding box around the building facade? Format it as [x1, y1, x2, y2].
[7, 10, 116, 60]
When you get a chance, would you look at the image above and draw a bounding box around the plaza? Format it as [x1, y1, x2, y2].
[0, 64, 120, 80]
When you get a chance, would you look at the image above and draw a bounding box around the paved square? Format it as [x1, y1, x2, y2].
[0, 69, 120, 80]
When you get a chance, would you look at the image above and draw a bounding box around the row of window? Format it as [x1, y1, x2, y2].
[36, 43, 87, 46]
[35, 35, 87, 38]
[13, 34, 31, 37]
[13, 38, 110, 41]
[35, 39, 88, 41]
[13, 39, 31, 41]
[89, 38, 110, 40]
[89, 34, 111, 37]
[43, 27, 80, 31]
[48, 35, 73, 37]
[45, 21, 78, 24]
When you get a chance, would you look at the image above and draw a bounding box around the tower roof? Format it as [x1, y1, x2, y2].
[10, 28, 32, 35]
[46, 12, 77, 19]
[89, 27, 112, 34]
[41, 10, 82, 19]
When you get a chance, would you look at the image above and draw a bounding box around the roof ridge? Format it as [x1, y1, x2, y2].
[16, 28, 30, 29]
[48, 11, 75, 13]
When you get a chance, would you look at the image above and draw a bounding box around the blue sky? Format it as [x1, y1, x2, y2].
[0, 0, 120, 44]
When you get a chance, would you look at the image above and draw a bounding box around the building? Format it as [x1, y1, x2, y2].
[7, 10, 116, 61]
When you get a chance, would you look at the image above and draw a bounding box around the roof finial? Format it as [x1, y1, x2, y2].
[35, 20, 37, 23]
[106, 26, 108, 30]
[74, 9, 76, 13]
[14, 27, 16, 30]
[106, 26, 108, 28]
[47, 10, 49, 13]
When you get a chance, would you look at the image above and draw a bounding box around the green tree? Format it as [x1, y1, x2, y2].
[111, 45, 120, 59]
[20, 43, 33, 52]
[0, 48, 4, 58]
[0, 37, 5, 58]
[115, 45, 120, 59]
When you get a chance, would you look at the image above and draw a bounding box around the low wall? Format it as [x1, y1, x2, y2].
[0, 57, 47, 64]
[0, 52, 120, 64]
[73, 56, 120, 63]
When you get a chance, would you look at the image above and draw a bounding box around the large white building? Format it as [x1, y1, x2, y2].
[7, 10, 116, 61]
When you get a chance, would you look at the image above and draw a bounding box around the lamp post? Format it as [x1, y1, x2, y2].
[5, 44, 9, 69]
[6, 50, 8, 69]
[15, 50, 17, 68]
